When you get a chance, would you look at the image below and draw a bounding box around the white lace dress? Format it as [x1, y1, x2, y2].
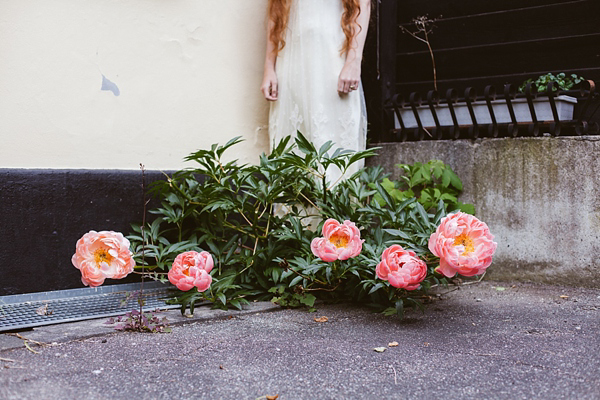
[268, 0, 368, 185]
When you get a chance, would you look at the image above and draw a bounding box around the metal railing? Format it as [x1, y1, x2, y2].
[384, 80, 598, 141]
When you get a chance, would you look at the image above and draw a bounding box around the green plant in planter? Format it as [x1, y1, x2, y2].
[519, 72, 585, 93]
[372, 160, 474, 215]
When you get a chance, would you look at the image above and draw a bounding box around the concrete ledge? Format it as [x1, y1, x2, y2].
[0, 301, 281, 352]
[367, 136, 600, 288]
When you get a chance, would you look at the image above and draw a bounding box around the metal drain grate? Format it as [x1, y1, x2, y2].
[0, 282, 180, 332]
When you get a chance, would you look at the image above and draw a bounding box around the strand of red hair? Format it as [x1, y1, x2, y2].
[268, 0, 364, 56]
[340, 0, 362, 55]
[267, 0, 292, 53]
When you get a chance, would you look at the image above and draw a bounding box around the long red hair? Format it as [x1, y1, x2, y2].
[267, 0, 363, 55]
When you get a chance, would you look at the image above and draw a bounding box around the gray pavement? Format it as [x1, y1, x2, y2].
[0, 281, 599, 399]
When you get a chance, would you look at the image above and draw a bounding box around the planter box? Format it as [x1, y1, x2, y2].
[395, 95, 577, 129]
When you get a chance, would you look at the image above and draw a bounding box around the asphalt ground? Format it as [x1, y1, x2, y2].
[0, 281, 599, 399]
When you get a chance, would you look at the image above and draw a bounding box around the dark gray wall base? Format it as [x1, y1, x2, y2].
[0, 169, 168, 295]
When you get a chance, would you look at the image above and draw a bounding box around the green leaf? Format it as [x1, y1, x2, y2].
[458, 202, 476, 215]
[432, 164, 443, 179]
[441, 169, 451, 188]
[149, 217, 163, 239]
[280, 269, 293, 281]
[381, 177, 396, 192]
[382, 307, 397, 316]
[395, 300, 404, 319]
[318, 141, 334, 157]
[420, 164, 431, 181]
[448, 170, 463, 190]
[375, 181, 395, 208]
[299, 294, 316, 307]
[383, 229, 411, 240]
[272, 269, 280, 284]
[217, 293, 227, 305]
[397, 197, 416, 213]
[439, 193, 458, 203]
[216, 136, 244, 158]
[230, 299, 243, 310]
[368, 283, 384, 295]
[289, 275, 303, 287]
[295, 131, 316, 155]
[434, 200, 447, 224]
[325, 266, 332, 283]
[405, 297, 425, 312]
[414, 202, 430, 226]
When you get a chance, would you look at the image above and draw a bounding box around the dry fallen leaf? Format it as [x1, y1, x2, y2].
[424, 342, 430, 347]
[559, 295, 569, 299]
[388, 341, 399, 347]
[314, 316, 328, 323]
[374, 347, 386, 353]
[266, 395, 279, 400]
[35, 304, 52, 316]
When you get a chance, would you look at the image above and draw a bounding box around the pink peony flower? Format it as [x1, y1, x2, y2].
[376, 245, 427, 290]
[311, 219, 364, 262]
[428, 212, 497, 278]
[168, 251, 214, 292]
[72, 230, 135, 287]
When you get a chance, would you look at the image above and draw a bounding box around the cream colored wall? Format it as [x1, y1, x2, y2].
[0, 0, 270, 170]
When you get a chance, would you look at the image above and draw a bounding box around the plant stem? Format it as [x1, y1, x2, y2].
[132, 271, 169, 275]
[303, 284, 340, 292]
[237, 208, 254, 227]
[423, 29, 437, 91]
[161, 171, 200, 205]
[287, 266, 328, 286]
[264, 207, 272, 236]
[258, 203, 270, 220]
[322, 174, 327, 204]
[133, 264, 159, 270]
[298, 191, 319, 210]
[139, 163, 147, 318]
[223, 221, 257, 238]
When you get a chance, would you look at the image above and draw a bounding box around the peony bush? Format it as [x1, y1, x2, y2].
[123, 134, 496, 317]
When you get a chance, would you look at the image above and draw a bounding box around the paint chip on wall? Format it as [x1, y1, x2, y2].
[101, 74, 120, 96]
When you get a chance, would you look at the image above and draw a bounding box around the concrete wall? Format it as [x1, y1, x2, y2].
[0, 0, 270, 170]
[368, 136, 600, 288]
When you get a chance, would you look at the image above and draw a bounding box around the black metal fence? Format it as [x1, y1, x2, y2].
[364, 0, 600, 142]
[384, 80, 598, 142]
